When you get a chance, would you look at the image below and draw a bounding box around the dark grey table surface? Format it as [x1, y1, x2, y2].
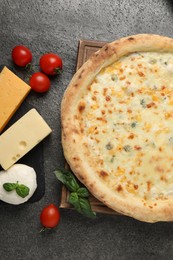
[1, 0, 173, 259]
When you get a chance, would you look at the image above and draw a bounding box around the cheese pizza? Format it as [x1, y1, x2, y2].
[61, 34, 173, 222]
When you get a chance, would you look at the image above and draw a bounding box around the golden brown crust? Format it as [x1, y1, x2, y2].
[61, 34, 173, 222]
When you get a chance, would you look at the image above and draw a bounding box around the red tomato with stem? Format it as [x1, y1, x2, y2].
[40, 53, 63, 75]
[40, 204, 60, 230]
[29, 72, 50, 93]
[12, 45, 32, 67]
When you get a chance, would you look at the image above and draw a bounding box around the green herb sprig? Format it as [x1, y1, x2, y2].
[54, 169, 96, 219]
[3, 181, 30, 198]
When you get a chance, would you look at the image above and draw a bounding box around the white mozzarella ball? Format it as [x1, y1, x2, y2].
[0, 164, 37, 205]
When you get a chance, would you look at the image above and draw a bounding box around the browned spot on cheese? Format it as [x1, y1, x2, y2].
[119, 100, 126, 104]
[80, 127, 84, 133]
[74, 84, 78, 87]
[138, 71, 145, 77]
[101, 110, 106, 115]
[96, 117, 107, 123]
[146, 102, 155, 108]
[159, 147, 163, 152]
[127, 108, 132, 113]
[119, 76, 126, 80]
[160, 175, 167, 182]
[128, 133, 134, 139]
[97, 159, 104, 165]
[105, 95, 111, 101]
[126, 81, 131, 85]
[156, 166, 164, 173]
[137, 159, 142, 166]
[99, 170, 108, 178]
[116, 185, 123, 192]
[143, 195, 147, 201]
[134, 184, 138, 190]
[87, 86, 91, 91]
[103, 88, 108, 96]
[95, 138, 100, 143]
[134, 145, 142, 150]
[92, 95, 97, 101]
[137, 63, 142, 68]
[147, 181, 151, 192]
[78, 102, 86, 113]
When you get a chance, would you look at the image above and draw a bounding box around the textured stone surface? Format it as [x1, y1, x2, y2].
[1, 0, 173, 259]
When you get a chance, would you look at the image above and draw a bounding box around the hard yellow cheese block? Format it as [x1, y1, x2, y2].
[0, 109, 52, 170]
[0, 66, 31, 133]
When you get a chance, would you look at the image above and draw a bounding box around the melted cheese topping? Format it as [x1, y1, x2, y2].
[79, 52, 173, 204]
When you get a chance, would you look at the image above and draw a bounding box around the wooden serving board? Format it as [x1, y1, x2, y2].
[60, 39, 120, 214]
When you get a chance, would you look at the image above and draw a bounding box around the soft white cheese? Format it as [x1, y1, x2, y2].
[0, 164, 37, 205]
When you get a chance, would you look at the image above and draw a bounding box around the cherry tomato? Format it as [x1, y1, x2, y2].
[29, 72, 50, 93]
[39, 53, 63, 75]
[12, 45, 32, 67]
[40, 204, 60, 229]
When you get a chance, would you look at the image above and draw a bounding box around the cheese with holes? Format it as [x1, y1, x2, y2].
[0, 109, 52, 170]
[0, 66, 31, 132]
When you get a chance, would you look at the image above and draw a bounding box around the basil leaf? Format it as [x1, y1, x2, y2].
[68, 192, 81, 211]
[78, 197, 96, 218]
[3, 183, 18, 192]
[68, 192, 96, 218]
[54, 169, 66, 184]
[54, 169, 79, 192]
[77, 187, 89, 198]
[65, 178, 79, 192]
[55, 169, 96, 218]
[16, 184, 30, 198]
